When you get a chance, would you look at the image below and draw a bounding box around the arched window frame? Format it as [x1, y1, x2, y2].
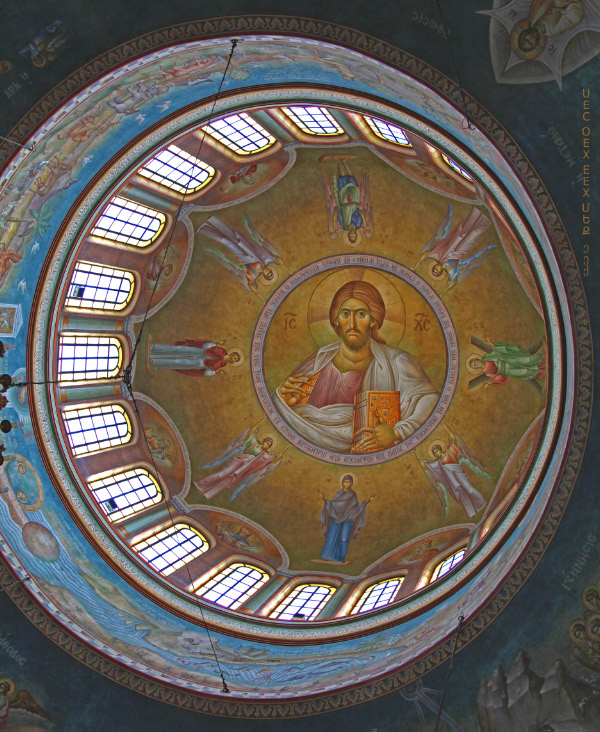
[197, 112, 279, 161]
[272, 106, 347, 142]
[192, 560, 270, 610]
[136, 143, 218, 199]
[89, 195, 168, 249]
[267, 582, 335, 621]
[87, 463, 164, 522]
[348, 112, 415, 154]
[426, 144, 476, 190]
[61, 401, 135, 457]
[56, 332, 126, 384]
[336, 573, 406, 617]
[64, 261, 139, 315]
[429, 547, 468, 584]
[132, 522, 210, 576]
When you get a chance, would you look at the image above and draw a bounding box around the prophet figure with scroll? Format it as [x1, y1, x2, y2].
[275, 279, 438, 454]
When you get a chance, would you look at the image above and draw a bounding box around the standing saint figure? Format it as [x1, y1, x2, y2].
[148, 338, 241, 377]
[467, 334, 545, 391]
[317, 475, 373, 563]
[418, 431, 489, 519]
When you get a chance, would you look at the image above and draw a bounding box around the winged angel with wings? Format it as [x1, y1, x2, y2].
[194, 427, 282, 502]
[416, 205, 495, 294]
[417, 429, 491, 519]
[318, 154, 373, 247]
[197, 213, 282, 293]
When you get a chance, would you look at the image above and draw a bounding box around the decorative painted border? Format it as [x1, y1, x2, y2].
[251, 254, 459, 464]
[4, 16, 590, 717]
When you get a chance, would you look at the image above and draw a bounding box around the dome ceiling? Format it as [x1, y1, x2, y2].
[0, 29, 586, 715]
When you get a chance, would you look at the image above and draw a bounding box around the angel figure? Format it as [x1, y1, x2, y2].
[416, 205, 495, 294]
[417, 429, 490, 519]
[194, 427, 282, 501]
[197, 213, 282, 292]
[318, 154, 373, 247]
[0, 677, 51, 730]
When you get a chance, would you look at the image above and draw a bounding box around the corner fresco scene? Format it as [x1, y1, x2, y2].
[0, 0, 596, 730]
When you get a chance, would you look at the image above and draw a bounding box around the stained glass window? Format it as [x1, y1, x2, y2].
[62, 403, 132, 456]
[133, 524, 209, 576]
[57, 334, 122, 382]
[91, 196, 166, 247]
[351, 577, 404, 614]
[195, 562, 269, 609]
[138, 144, 215, 194]
[65, 262, 135, 312]
[269, 584, 334, 621]
[430, 549, 467, 582]
[89, 467, 162, 521]
[364, 116, 411, 146]
[280, 106, 343, 135]
[200, 113, 276, 155]
[441, 154, 474, 181]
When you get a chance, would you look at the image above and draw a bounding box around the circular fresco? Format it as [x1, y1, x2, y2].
[253, 255, 458, 464]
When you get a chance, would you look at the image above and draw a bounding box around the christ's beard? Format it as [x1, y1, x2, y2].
[344, 330, 371, 351]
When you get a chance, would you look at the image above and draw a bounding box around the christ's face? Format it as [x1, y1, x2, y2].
[334, 297, 374, 351]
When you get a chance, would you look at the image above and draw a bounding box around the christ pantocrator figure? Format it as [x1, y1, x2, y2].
[275, 280, 439, 454]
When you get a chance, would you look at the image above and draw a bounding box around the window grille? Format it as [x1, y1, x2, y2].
[363, 116, 411, 146]
[441, 154, 474, 181]
[65, 262, 135, 312]
[281, 106, 343, 135]
[57, 334, 122, 382]
[430, 549, 467, 582]
[134, 524, 209, 576]
[270, 583, 334, 621]
[351, 578, 404, 614]
[91, 196, 165, 247]
[195, 562, 269, 609]
[62, 403, 132, 456]
[201, 113, 276, 155]
[138, 144, 215, 194]
[89, 467, 162, 521]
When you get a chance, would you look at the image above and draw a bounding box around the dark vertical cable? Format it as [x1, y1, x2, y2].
[434, 1, 474, 130]
[434, 614, 464, 731]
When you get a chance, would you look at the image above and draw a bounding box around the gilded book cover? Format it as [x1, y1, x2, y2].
[351, 390, 401, 453]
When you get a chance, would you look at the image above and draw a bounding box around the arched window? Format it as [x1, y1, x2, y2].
[195, 562, 269, 609]
[269, 583, 334, 621]
[430, 548, 467, 582]
[62, 403, 132, 456]
[351, 577, 404, 614]
[138, 144, 215, 194]
[133, 524, 209, 576]
[65, 261, 135, 312]
[363, 115, 411, 146]
[91, 196, 166, 247]
[280, 106, 343, 135]
[88, 467, 162, 521]
[201, 113, 276, 155]
[441, 154, 474, 181]
[57, 334, 123, 382]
